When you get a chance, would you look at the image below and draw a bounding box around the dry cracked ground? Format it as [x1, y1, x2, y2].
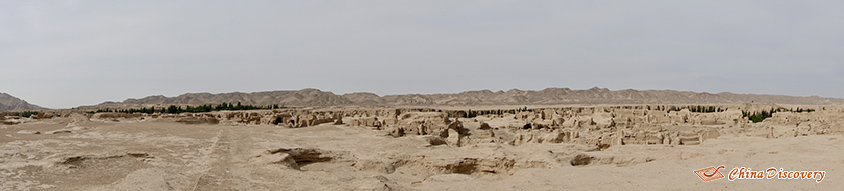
[2, 116, 843, 190]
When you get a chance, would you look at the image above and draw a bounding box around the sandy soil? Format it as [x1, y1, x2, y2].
[1, 116, 841, 190]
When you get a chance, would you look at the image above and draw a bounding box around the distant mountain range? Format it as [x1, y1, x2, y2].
[0, 93, 46, 112]
[96, 88, 844, 107]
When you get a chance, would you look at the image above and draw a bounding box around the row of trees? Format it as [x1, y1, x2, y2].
[2, 111, 39, 118]
[793, 108, 815, 113]
[457, 105, 815, 123]
[741, 107, 816, 123]
[742, 109, 776, 123]
[95, 102, 282, 114]
[462, 107, 532, 118]
[661, 105, 726, 113]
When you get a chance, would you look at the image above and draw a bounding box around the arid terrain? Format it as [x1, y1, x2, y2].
[4, 0, 842, 190]
[2, 96, 844, 190]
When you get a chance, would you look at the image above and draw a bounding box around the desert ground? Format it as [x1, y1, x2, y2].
[1, 104, 843, 190]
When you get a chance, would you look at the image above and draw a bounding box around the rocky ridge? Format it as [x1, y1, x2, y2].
[105, 88, 844, 107]
[0, 93, 46, 112]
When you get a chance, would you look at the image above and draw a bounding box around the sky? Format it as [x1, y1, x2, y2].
[2, 0, 843, 108]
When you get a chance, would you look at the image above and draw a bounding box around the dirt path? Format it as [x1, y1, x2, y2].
[192, 129, 253, 190]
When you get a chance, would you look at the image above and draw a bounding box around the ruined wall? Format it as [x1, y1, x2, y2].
[36, 104, 844, 149]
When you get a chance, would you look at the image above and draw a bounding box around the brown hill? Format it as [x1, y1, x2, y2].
[101, 87, 844, 107]
[0, 93, 46, 112]
[120, 89, 352, 106]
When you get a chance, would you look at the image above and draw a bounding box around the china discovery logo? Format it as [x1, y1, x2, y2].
[694, 165, 826, 183]
[694, 165, 726, 182]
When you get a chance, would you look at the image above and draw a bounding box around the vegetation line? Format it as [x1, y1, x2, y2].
[94, 102, 281, 114]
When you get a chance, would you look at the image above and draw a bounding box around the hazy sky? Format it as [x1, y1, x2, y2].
[2, 1, 843, 108]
